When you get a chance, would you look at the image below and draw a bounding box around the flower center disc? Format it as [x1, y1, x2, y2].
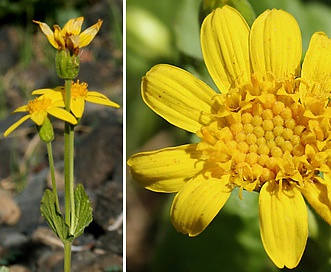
[197, 75, 329, 192]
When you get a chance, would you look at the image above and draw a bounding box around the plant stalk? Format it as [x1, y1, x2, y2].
[46, 141, 60, 212]
[64, 79, 75, 271]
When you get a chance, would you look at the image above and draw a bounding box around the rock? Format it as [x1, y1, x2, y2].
[8, 264, 31, 272]
[0, 190, 21, 225]
[75, 111, 122, 189]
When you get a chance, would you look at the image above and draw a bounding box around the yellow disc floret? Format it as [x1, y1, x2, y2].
[196, 73, 329, 192]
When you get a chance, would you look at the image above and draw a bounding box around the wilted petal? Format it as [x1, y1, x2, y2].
[79, 19, 103, 48]
[62, 17, 84, 36]
[53, 25, 66, 49]
[33, 20, 58, 49]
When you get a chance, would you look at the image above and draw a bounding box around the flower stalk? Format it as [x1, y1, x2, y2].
[64, 79, 75, 271]
[46, 141, 60, 213]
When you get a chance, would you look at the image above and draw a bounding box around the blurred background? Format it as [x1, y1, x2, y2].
[0, 0, 123, 271]
[126, 0, 331, 271]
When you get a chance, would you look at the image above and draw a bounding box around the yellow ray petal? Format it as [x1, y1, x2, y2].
[13, 105, 28, 113]
[32, 88, 57, 95]
[33, 20, 58, 49]
[4, 115, 30, 137]
[142, 64, 216, 133]
[86, 92, 120, 108]
[201, 6, 251, 93]
[128, 144, 203, 193]
[79, 19, 103, 48]
[250, 9, 302, 78]
[71, 98, 85, 118]
[300, 32, 331, 97]
[47, 107, 77, 125]
[171, 174, 231, 236]
[259, 181, 308, 269]
[30, 111, 47, 126]
[300, 176, 331, 225]
[53, 25, 66, 49]
[62, 17, 84, 36]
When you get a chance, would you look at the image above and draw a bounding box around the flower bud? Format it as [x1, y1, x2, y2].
[37, 117, 54, 143]
[55, 50, 80, 80]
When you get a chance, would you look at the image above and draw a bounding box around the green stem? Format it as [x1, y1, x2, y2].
[64, 79, 75, 271]
[46, 142, 60, 213]
[64, 241, 72, 272]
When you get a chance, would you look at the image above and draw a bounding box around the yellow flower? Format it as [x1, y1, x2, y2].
[33, 81, 120, 118]
[128, 6, 331, 269]
[33, 17, 103, 53]
[4, 91, 77, 137]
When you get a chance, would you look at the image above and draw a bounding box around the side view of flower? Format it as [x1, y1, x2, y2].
[33, 17, 103, 53]
[33, 80, 120, 119]
[4, 91, 77, 137]
[128, 5, 331, 269]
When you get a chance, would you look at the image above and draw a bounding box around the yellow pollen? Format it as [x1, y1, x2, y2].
[267, 140, 276, 149]
[252, 115, 263, 127]
[285, 118, 296, 129]
[265, 131, 274, 141]
[272, 101, 285, 115]
[244, 123, 254, 134]
[71, 80, 88, 98]
[258, 144, 270, 155]
[241, 113, 252, 124]
[262, 109, 273, 120]
[282, 141, 293, 153]
[254, 127, 265, 138]
[246, 133, 257, 145]
[27, 97, 52, 114]
[249, 144, 258, 153]
[262, 119, 274, 131]
[271, 146, 283, 157]
[283, 128, 293, 140]
[273, 125, 284, 136]
[265, 94, 276, 108]
[246, 152, 259, 165]
[273, 115, 284, 126]
[275, 136, 285, 146]
[291, 135, 301, 146]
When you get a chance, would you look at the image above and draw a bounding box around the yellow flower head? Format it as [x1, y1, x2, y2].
[128, 6, 331, 269]
[4, 91, 77, 137]
[33, 17, 103, 54]
[33, 80, 120, 118]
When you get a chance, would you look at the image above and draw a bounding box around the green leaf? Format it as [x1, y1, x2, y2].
[0, 267, 9, 272]
[174, 0, 202, 59]
[40, 189, 71, 243]
[71, 184, 93, 238]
